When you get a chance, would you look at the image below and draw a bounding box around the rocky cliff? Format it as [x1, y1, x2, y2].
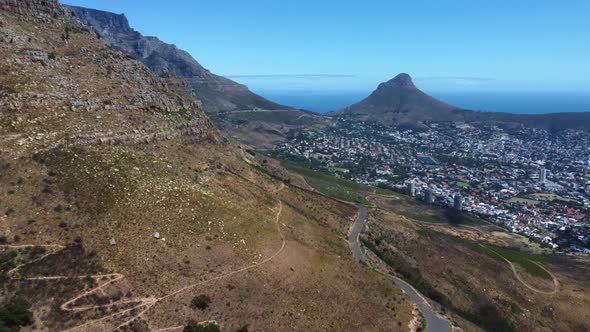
[0, 0, 65, 16]
[67, 5, 292, 113]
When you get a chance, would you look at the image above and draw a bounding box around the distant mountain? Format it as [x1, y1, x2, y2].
[335, 73, 590, 131]
[67, 5, 292, 113]
[333, 73, 464, 128]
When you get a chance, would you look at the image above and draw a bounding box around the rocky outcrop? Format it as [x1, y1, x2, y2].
[67, 5, 292, 113]
[0, 0, 66, 16]
[65, 117, 213, 146]
[0, 1, 216, 155]
[376, 73, 416, 90]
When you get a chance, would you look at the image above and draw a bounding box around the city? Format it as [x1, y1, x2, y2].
[274, 118, 590, 253]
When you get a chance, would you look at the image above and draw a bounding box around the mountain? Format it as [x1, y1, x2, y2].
[66, 5, 331, 150]
[0, 1, 415, 330]
[66, 5, 290, 114]
[334, 73, 465, 128]
[336, 73, 590, 131]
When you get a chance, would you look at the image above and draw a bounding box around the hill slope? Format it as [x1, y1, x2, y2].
[0, 1, 414, 330]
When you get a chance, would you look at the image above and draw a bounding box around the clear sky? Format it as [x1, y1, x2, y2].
[62, 0, 590, 94]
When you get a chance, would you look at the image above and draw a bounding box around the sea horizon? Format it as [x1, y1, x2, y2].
[257, 90, 590, 115]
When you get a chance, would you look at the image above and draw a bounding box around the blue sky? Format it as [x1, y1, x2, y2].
[62, 0, 590, 94]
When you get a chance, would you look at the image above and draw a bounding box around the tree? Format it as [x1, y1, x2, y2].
[191, 295, 211, 310]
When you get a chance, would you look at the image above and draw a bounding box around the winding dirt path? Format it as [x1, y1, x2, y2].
[1, 186, 287, 331]
[484, 245, 560, 295]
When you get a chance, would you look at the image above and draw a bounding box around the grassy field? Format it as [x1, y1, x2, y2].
[368, 195, 487, 226]
[373, 187, 409, 199]
[508, 197, 541, 205]
[469, 243, 554, 280]
[530, 193, 577, 203]
[328, 167, 349, 174]
[283, 163, 366, 204]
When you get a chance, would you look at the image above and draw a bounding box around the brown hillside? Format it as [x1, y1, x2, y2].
[0, 1, 414, 330]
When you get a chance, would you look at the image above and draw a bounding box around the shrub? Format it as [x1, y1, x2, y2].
[191, 295, 211, 310]
[0, 295, 33, 329]
[237, 324, 249, 332]
[183, 320, 220, 332]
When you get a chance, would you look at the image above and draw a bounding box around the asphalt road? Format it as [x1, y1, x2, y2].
[349, 205, 368, 263]
[349, 205, 451, 332]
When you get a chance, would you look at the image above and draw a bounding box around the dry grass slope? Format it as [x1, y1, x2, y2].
[0, 2, 415, 330]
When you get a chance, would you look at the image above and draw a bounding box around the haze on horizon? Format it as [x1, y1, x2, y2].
[63, 0, 590, 97]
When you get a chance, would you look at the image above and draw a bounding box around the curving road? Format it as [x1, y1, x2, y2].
[349, 205, 451, 332]
[349, 205, 368, 263]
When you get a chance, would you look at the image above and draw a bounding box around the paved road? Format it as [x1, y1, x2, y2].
[349, 205, 368, 263]
[348, 206, 451, 332]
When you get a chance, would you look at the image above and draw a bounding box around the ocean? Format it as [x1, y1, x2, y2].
[259, 91, 590, 115]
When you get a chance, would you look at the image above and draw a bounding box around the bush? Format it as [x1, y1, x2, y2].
[183, 320, 220, 332]
[191, 295, 211, 310]
[0, 295, 33, 330]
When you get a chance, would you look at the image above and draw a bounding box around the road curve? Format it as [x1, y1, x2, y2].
[349, 205, 451, 332]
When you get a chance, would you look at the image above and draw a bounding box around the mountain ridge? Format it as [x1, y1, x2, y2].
[67, 5, 293, 113]
[66, 5, 333, 151]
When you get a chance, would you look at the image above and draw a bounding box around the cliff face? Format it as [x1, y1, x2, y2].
[68, 5, 291, 113]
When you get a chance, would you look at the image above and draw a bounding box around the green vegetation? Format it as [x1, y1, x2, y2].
[191, 295, 211, 310]
[456, 181, 470, 189]
[328, 167, 349, 174]
[468, 243, 554, 280]
[0, 251, 17, 280]
[374, 186, 408, 199]
[530, 193, 575, 202]
[508, 197, 540, 206]
[283, 162, 366, 204]
[183, 320, 220, 332]
[0, 295, 33, 331]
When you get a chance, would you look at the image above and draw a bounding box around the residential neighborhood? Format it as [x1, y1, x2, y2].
[273, 118, 590, 253]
